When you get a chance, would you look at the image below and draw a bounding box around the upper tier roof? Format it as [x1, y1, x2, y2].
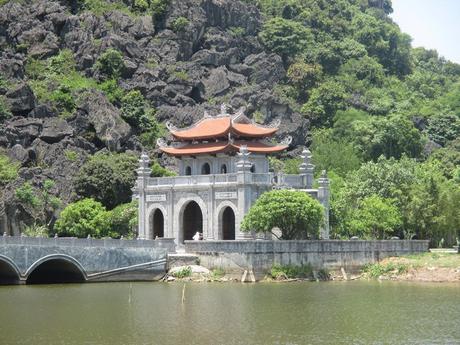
[167, 105, 280, 140]
[159, 140, 289, 157]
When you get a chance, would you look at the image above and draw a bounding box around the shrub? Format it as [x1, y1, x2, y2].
[99, 79, 125, 104]
[15, 183, 41, 208]
[95, 49, 124, 79]
[241, 190, 324, 239]
[151, 160, 176, 177]
[23, 223, 49, 238]
[64, 150, 78, 161]
[54, 198, 110, 238]
[75, 152, 138, 209]
[0, 96, 12, 123]
[0, 154, 19, 184]
[270, 264, 313, 279]
[151, 0, 169, 19]
[106, 201, 138, 238]
[171, 16, 189, 32]
[171, 266, 192, 278]
[362, 262, 410, 278]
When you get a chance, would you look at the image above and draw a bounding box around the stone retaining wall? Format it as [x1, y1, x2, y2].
[184, 240, 430, 273]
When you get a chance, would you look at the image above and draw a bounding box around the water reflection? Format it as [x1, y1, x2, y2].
[0, 281, 459, 345]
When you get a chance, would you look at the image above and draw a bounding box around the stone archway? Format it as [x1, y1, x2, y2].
[151, 209, 164, 239]
[181, 201, 203, 243]
[222, 207, 235, 240]
[146, 203, 168, 239]
[216, 201, 238, 240]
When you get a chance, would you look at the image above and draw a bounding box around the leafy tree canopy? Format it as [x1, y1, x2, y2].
[241, 190, 324, 239]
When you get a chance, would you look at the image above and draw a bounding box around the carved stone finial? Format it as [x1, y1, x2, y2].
[166, 121, 178, 131]
[280, 136, 293, 146]
[321, 170, 327, 178]
[237, 145, 250, 157]
[228, 132, 234, 144]
[268, 118, 281, 128]
[220, 103, 228, 115]
[156, 138, 167, 148]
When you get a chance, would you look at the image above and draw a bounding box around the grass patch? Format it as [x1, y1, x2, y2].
[362, 262, 410, 278]
[171, 266, 192, 278]
[0, 153, 19, 185]
[210, 268, 225, 280]
[270, 264, 313, 280]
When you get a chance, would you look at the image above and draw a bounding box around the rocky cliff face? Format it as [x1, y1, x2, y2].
[0, 0, 308, 235]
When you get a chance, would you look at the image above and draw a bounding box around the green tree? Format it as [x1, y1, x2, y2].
[95, 49, 124, 79]
[75, 152, 138, 209]
[241, 190, 323, 239]
[106, 201, 138, 239]
[426, 114, 460, 146]
[348, 195, 402, 239]
[15, 183, 41, 208]
[352, 116, 425, 161]
[54, 198, 110, 238]
[311, 128, 362, 176]
[301, 80, 346, 126]
[259, 17, 313, 61]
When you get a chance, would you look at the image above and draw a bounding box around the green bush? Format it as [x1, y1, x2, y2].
[75, 152, 138, 209]
[151, 160, 176, 177]
[106, 201, 138, 239]
[0, 96, 12, 123]
[15, 183, 41, 208]
[270, 264, 313, 279]
[362, 262, 409, 278]
[171, 16, 189, 32]
[23, 223, 49, 238]
[99, 79, 125, 104]
[241, 190, 324, 239]
[151, 0, 169, 19]
[54, 198, 110, 238]
[0, 154, 19, 184]
[171, 266, 192, 278]
[96, 49, 124, 79]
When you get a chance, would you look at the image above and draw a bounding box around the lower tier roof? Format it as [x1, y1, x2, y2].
[160, 140, 288, 157]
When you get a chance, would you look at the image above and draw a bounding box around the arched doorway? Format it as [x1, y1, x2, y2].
[222, 207, 235, 240]
[185, 166, 192, 175]
[26, 258, 86, 284]
[182, 201, 203, 242]
[151, 209, 164, 239]
[201, 163, 211, 175]
[0, 257, 20, 285]
[220, 164, 227, 174]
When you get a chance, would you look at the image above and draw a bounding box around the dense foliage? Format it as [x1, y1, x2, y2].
[241, 190, 324, 239]
[74, 152, 138, 209]
[248, 0, 460, 245]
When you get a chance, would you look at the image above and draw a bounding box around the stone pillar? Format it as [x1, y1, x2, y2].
[317, 170, 330, 240]
[235, 146, 254, 240]
[137, 153, 151, 239]
[299, 148, 315, 189]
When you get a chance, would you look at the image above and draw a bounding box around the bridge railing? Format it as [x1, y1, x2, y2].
[0, 236, 176, 253]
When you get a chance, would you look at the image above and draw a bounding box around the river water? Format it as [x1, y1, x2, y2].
[0, 281, 459, 345]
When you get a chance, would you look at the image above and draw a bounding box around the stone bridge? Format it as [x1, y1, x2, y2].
[0, 236, 176, 285]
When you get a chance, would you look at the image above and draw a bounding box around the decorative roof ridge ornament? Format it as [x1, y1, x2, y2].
[220, 103, 228, 115]
[267, 118, 281, 128]
[280, 136, 293, 146]
[166, 121, 178, 131]
[156, 138, 168, 148]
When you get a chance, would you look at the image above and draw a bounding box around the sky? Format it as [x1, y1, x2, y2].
[391, 0, 460, 63]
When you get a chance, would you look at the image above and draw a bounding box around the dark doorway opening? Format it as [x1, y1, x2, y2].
[185, 166, 192, 175]
[26, 259, 85, 284]
[0, 259, 20, 285]
[152, 209, 164, 238]
[182, 201, 203, 242]
[222, 207, 236, 240]
[201, 163, 211, 175]
[220, 164, 227, 174]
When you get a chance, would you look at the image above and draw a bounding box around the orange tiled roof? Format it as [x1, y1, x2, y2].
[170, 116, 278, 140]
[160, 140, 288, 157]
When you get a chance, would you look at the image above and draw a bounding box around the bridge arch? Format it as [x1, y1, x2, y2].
[0, 255, 21, 285]
[26, 254, 87, 285]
